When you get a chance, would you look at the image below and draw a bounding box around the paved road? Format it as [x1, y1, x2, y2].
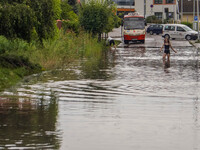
[109, 26, 192, 48]
[0, 26, 199, 150]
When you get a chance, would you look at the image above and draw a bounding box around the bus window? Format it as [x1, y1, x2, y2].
[124, 18, 145, 30]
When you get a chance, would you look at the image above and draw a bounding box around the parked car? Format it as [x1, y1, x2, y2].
[162, 24, 198, 40]
[146, 24, 163, 35]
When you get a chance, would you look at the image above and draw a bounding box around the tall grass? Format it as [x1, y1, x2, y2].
[0, 31, 105, 90]
[1, 30, 104, 70]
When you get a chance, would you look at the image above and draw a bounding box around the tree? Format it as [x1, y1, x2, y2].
[79, 0, 116, 37]
[29, 0, 61, 41]
[0, 3, 36, 41]
[61, 0, 80, 33]
[67, 0, 78, 14]
[0, 0, 61, 42]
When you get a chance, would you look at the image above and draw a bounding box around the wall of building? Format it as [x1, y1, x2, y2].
[146, 0, 178, 21]
[182, 14, 193, 23]
[134, 0, 144, 16]
[147, 4, 178, 20]
[116, 0, 179, 21]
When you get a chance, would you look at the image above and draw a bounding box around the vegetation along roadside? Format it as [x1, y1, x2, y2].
[0, 0, 121, 91]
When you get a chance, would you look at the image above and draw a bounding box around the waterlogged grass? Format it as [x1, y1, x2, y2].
[0, 67, 31, 91]
[6, 31, 104, 70]
[0, 54, 42, 91]
[0, 31, 105, 91]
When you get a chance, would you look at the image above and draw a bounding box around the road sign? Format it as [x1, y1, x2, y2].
[194, 16, 198, 21]
[150, 4, 153, 8]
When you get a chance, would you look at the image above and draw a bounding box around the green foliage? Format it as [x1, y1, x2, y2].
[67, 0, 78, 13]
[113, 14, 121, 28]
[61, 0, 73, 19]
[0, 36, 9, 54]
[0, 54, 41, 70]
[79, 0, 108, 35]
[0, 35, 30, 54]
[29, 0, 60, 41]
[146, 15, 162, 24]
[0, 0, 61, 42]
[181, 22, 193, 29]
[104, 3, 120, 33]
[0, 68, 26, 91]
[68, 0, 77, 7]
[0, 28, 105, 90]
[62, 19, 80, 33]
[118, 12, 125, 18]
[0, 0, 28, 4]
[105, 12, 121, 32]
[52, 0, 61, 20]
[0, 3, 36, 41]
[61, 0, 80, 33]
[24, 31, 103, 69]
[0, 53, 41, 91]
[0, 29, 104, 70]
[79, 0, 117, 36]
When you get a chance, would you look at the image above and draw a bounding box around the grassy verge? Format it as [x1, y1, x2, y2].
[7, 31, 104, 70]
[0, 31, 105, 91]
[0, 55, 41, 91]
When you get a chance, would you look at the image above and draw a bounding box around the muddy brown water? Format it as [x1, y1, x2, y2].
[0, 45, 200, 150]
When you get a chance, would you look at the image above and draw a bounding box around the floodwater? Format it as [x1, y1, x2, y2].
[0, 44, 200, 150]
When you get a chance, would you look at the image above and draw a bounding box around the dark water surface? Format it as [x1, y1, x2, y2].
[0, 46, 200, 150]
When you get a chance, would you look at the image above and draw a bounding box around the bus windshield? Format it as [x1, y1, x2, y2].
[124, 17, 145, 30]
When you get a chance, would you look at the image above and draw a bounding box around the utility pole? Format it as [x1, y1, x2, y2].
[194, 0, 196, 19]
[144, 0, 146, 18]
[181, 0, 183, 21]
[197, 0, 199, 40]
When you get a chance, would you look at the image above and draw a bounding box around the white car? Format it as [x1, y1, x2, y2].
[162, 24, 198, 40]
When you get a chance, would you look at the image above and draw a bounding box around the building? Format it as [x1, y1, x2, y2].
[147, 0, 179, 21]
[112, 0, 136, 16]
[178, 0, 199, 23]
[113, 0, 179, 21]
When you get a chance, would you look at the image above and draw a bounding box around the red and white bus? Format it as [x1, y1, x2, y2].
[122, 12, 146, 44]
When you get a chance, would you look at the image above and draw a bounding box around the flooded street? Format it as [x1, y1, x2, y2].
[0, 38, 200, 149]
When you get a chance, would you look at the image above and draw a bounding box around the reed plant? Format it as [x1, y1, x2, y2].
[29, 31, 103, 69]
[0, 31, 105, 90]
[1, 30, 104, 70]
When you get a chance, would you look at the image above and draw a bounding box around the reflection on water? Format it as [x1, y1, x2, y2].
[163, 59, 170, 73]
[0, 95, 60, 149]
[0, 46, 200, 150]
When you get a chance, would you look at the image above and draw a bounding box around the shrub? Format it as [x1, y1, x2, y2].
[0, 3, 36, 41]
[61, 0, 80, 33]
[30, 0, 61, 41]
[67, 0, 78, 13]
[0, 36, 9, 54]
[79, 0, 117, 36]
[0, 35, 30, 54]
[62, 19, 80, 34]
[146, 15, 162, 24]
[114, 14, 121, 28]
[181, 22, 193, 29]
[146, 15, 157, 23]
[79, 0, 109, 36]
[0, 0, 61, 42]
